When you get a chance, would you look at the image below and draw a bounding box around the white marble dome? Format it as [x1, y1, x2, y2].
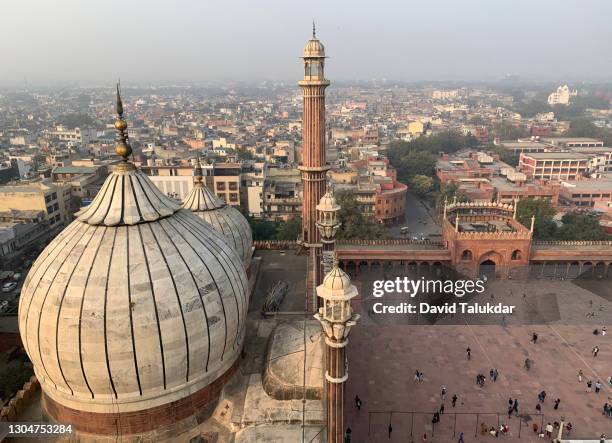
[303, 37, 325, 58]
[18, 161, 249, 414]
[320, 264, 355, 296]
[182, 174, 253, 270]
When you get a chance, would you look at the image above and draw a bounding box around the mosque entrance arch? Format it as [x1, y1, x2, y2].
[479, 259, 496, 279]
[478, 251, 502, 280]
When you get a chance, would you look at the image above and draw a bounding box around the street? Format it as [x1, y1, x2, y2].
[388, 191, 441, 239]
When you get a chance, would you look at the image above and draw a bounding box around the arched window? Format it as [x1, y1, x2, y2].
[461, 250, 473, 261]
[511, 250, 522, 260]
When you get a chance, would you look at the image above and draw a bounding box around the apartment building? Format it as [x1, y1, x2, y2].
[141, 161, 242, 206]
[0, 210, 50, 269]
[519, 152, 590, 180]
[0, 180, 71, 231]
[43, 125, 97, 144]
[263, 167, 302, 221]
[241, 163, 265, 217]
[540, 137, 604, 149]
[559, 179, 612, 211]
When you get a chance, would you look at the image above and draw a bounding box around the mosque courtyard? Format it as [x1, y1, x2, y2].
[345, 277, 612, 442]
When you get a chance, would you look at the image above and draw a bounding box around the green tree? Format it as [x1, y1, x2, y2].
[335, 192, 388, 240]
[492, 122, 529, 141]
[410, 175, 434, 197]
[513, 99, 550, 118]
[486, 143, 519, 167]
[515, 198, 557, 239]
[248, 217, 278, 240]
[430, 182, 468, 214]
[387, 131, 478, 184]
[275, 216, 302, 240]
[236, 148, 255, 161]
[565, 119, 612, 147]
[557, 212, 609, 241]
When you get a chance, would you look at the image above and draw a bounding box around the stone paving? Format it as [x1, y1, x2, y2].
[345, 279, 612, 443]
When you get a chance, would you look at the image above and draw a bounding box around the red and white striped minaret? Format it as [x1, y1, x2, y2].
[299, 23, 330, 310]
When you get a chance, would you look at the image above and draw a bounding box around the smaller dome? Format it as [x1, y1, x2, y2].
[182, 178, 253, 270]
[316, 191, 339, 212]
[303, 38, 325, 58]
[317, 263, 358, 301]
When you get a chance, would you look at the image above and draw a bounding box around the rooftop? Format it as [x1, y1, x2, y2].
[522, 152, 589, 160]
[541, 137, 603, 143]
[560, 179, 612, 192]
[500, 141, 544, 148]
[52, 166, 99, 174]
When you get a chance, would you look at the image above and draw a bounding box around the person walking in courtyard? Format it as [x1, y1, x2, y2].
[387, 423, 392, 439]
[458, 431, 465, 443]
[587, 380, 593, 393]
[493, 368, 498, 382]
[354, 395, 362, 410]
[593, 345, 599, 357]
[441, 385, 447, 401]
[512, 398, 519, 414]
[535, 403, 541, 412]
[595, 380, 602, 394]
[578, 369, 584, 382]
[452, 394, 458, 408]
[545, 422, 553, 438]
[532, 332, 538, 344]
[554, 398, 560, 410]
[466, 347, 471, 360]
[538, 390, 546, 403]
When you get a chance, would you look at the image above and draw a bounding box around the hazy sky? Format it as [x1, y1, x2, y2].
[2, 0, 611, 86]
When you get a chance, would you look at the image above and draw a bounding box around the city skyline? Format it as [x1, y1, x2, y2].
[2, 0, 612, 87]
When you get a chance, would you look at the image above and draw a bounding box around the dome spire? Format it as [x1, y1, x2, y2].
[312, 20, 316, 38]
[114, 82, 132, 162]
[194, 155, 203, 183]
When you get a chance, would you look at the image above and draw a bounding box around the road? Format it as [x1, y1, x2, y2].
[388, 191, 441, 239]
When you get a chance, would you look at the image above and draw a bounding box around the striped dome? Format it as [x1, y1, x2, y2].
[182, 180, 253, 270]
[18, 162, 249, 415]
[303, 38, 325, 58]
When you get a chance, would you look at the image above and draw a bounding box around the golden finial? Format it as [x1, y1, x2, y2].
[115, 82, 132, 161]
[194, 154, 203, 183]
